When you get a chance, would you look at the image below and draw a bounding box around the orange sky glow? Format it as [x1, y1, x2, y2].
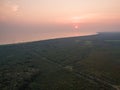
[0, 0, 120, 44]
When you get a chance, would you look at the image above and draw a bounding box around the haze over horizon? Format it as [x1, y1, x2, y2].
[0, 0, 120, 44]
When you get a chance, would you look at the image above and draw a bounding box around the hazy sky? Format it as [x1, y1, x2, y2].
[0, 0, 120, 44]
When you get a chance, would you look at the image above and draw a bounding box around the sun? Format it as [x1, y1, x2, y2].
[74, 25, 78, 29]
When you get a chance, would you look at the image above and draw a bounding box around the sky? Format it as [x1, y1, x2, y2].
[0, 0, 120, 44]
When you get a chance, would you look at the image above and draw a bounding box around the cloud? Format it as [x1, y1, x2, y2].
[12, 5, 19, 12]
[0, 0, 21, 22]
[0, 0, 19, 12]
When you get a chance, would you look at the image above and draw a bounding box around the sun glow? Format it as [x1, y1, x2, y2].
[74, 25, 79, 29]
[74, 25, 78, 29]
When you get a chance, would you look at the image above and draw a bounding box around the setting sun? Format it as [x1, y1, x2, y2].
[74, 25, 79, 29]
[0, 0, 120, 44]
[0, 1, 120, 90]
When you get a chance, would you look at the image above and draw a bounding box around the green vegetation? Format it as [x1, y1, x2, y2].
[84, 40, 93, 45]
[105, 40, 120, 43]
[0, 32, 120, 90]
